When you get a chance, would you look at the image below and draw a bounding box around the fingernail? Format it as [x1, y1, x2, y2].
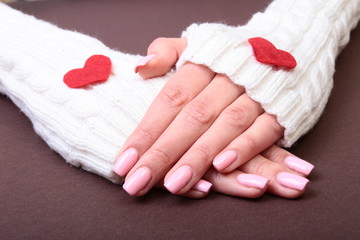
[123, 166, 152, 195]
[192, 179, 212, 193]
[134, 54, 156, 73]
[284, 156, 314, 176]
[276, 172, 309, 191]
[113, 147, 139, 176]
[164, 165, 193, 194]
[213, 150, 238, 171]
[236, 174, 269, 189]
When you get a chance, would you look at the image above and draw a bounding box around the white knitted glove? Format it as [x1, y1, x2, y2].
[177, 0, 360, 147]
[0, 3, 171, 183]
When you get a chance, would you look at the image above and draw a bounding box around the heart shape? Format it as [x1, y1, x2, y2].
[63, 55, 112, 88]
[248, 37, 297, 69]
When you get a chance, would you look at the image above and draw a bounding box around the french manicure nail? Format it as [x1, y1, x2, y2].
[164, 165, 193, 194]
[113, 147, 139, 176]
[213, 150, 238, 171]
[236, 174, 269, 189]
[284, 156, 314, 175]
[134, 54, 156, 72]
[192, 179, 212, 193]
[123, 166, 152, 195]
[276, 172, 309, 191]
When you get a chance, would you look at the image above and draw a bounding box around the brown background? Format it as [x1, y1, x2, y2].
[1, 0, 359, 239]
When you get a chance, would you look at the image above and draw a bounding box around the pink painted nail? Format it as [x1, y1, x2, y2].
[213, 150, 238, 171]
[276, 172, 309, 191]
[236, 174, 269, 189]
[192, 179, 212, 193]
[164, 165, 193, 194]
[284, 156, 314, 176]
[123, 166, 152, 196]
[134, 54, 156, 73]
[113, 148, 139, 177]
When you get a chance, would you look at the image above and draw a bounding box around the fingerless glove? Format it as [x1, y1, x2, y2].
[177, 0, 360, 147]
[0, 3, 170, 182]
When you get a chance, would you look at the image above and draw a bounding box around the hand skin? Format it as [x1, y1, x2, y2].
[113, 38, 313, 199]
[180, 145, 313, 199]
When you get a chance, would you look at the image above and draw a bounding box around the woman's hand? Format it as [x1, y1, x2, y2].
[179, 145, 312, 199]
[113, 38, 313, 197]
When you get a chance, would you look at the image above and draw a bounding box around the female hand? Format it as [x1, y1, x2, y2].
[113, 38, 313, 197]
[176, 145, 313, 199]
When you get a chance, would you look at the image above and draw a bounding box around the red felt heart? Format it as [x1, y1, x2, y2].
[63, 55, 112, 88]
[248, 37, 297, 69]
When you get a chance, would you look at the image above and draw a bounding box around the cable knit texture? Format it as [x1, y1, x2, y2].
[0, 1, 359, 183]
[177, 0, 360, 147]
[0, 3, 171, 183]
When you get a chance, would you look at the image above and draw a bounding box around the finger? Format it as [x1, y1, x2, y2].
[113, 63, 215, 177]
[155, 179, 211, 199]
[239, 154, 310, 199]
[135, 37, 187, 79]
[203, 168, 269, 198]
[163, 92, 262, 194]
[261, 145, 314, 177]
[181, 189, 209, 199]
[213, 113, 284, 173]
[157, 169, 268, 199]
[123, 74, 243, 196]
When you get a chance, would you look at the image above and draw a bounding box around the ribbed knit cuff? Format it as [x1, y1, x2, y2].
[177, 0, 360, 147]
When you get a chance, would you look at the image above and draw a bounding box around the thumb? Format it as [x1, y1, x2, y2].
[135, 37, 187, 79]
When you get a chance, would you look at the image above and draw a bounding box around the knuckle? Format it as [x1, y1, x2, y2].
[222, 105, 249, 129]
[192, 143, 212, 165]
[252, 160, 282, 178]
[134, 125, 156, 143]
[205, 169, 223, 182]
[264, 114, 284, 136]
[183, 99, 215, 126]
[262, 145, 281, 159]
[262, 145, 289, 164]
[149, 148, 172, 167]
[159, 86, 189, 108]
[242, 134, 260, 153]
[149, 37, 169, 50]
[272, 120, 284, 136]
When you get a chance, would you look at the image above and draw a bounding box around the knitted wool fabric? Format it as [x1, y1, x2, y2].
[0, 3, 168, 183]
[177, 0, 360, 147]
